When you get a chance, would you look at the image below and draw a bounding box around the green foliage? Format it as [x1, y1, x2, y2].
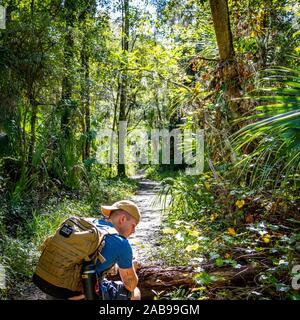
[155, 207, 300, 299]
[0, 236, 38, 284]
[154, 165, 299, 300]
[83, 172, 139, 213]
[234, 66, 300, 188]
[144, 166, 182, 181]
[157, 170, 253, 224]
[0, 174, 137, 299]
[0, 0, 299, 301]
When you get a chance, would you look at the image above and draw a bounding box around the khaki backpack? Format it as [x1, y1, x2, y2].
[34, 216, 117, 293]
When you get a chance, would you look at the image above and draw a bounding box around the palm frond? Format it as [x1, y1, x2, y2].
[233, 66, 300, 188]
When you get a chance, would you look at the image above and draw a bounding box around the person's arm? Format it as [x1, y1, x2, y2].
[118, 267, 138, 292]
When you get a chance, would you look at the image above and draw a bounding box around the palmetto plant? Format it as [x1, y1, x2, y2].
[233, 66, 300, 189]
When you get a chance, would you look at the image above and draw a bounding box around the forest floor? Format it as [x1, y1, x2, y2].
[11, 177, 164, 300]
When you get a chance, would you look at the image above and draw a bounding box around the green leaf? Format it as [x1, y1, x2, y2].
[215, 258, 224, 267]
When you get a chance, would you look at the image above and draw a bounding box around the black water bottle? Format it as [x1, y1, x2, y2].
[82, 260, 98, 300]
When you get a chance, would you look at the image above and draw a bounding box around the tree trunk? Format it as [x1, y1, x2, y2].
[28, 96, 37, 167]
[61, 0, 76, 140]
[81, 1, 96, 162]
[80, 45, 90, 161]
[117, 0, 129, 177]
[209, 0, 234, 61]
[209, 0, 242, 122]
[109, 79, 121, 177]
[79, 3, 94, 162]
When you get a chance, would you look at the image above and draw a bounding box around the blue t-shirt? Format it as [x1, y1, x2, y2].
[95, 220, 133, 275]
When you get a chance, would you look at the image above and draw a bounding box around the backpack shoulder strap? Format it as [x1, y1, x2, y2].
[85, 218, 119, 264]
[98, 225, 119, 236]
[85, 218, 119, 236]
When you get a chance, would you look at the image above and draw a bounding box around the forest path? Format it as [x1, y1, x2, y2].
[128, 178, 162, 264]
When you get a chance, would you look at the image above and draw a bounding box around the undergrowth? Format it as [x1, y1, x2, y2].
[152, 172, 300, 300]
[0, 175, 138, 299]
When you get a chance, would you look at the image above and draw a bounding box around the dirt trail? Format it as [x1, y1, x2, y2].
[13, 178, 162, 300]
[128, 179, 162, 263]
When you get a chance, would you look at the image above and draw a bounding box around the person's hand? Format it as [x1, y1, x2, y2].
[107, 264, 118, 276]
[133, 260, 141, 271]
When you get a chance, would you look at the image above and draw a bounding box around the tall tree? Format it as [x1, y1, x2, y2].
[209, 0, 242, 122]
[117, 0, 129, 177]
[79, 0, 97, 162]
[61, 0, 77, 140]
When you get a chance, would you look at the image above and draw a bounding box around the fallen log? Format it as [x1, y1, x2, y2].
[107, 265, 196, 299]
[137, 265, 196, 299]
[209, 265, 260, 288]
[106, 264, 260, 300]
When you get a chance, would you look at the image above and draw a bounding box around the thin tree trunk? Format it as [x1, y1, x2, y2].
[61, 0, 76, 140]
[28, 95, 37, 167]
[80, 38, 90, 161]
[79, 1, 96, 162]
[19, 103, 29, 176]
[117, 0, 129, 177]
[27, 2, 37, 168]
[85, 87, 91, 159]
[109, 79, 121, 177]
[154, 89, 162, 125]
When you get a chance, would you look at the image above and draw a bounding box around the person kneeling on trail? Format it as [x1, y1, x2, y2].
[95, 200, 141, 300]
[32, 200, 141, 300]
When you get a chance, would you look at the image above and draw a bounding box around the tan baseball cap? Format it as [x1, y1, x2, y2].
[101, 200, 141, 224]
